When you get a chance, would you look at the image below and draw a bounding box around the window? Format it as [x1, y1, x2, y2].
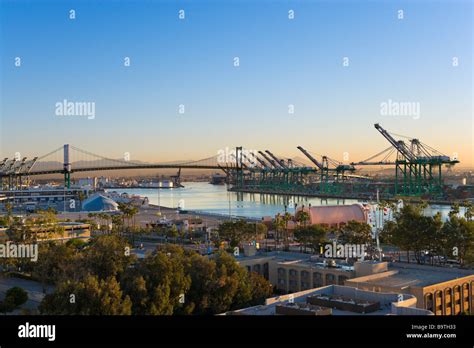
[444, 288, 452, 315]
[462, 283, 470, 314]
[301, 281, 310, 290]
[263, 263, 269, 280]
[277, 268, 287, 289]
[313, 272, 323, 288]
[326, 273, 336, 285]
[453, 285, 461, 315]
[338, 275, 348, 285]
[434, 290, 443, 315]
[424, 292, 434, 312]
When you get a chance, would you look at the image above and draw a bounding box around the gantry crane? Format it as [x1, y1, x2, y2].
[0, 156, 38, 190]
[258, 151, 278, 168]
[255, 155, 270, 169]
[297, 146, 355, 193]
[353, 124, 459, 197]
[265, 150, 287, 169]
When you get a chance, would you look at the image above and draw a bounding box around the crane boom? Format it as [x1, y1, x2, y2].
[297, 146, 323, 170]
[255, 156, 269, 168]
[241, 152, 261, 169]
[258, 151, 278, 168]
[374, 124, 415, 161]
[265, 150, 287, 168]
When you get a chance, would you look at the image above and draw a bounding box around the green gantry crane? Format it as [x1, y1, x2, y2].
[353, 124, 459, 198]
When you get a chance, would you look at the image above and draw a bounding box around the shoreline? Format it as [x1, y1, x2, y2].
[146, 204, 260, 222]
[228, 187, 465, 206]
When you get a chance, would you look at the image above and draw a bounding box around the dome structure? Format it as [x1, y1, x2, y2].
[297, 204, 367, 227]
[82, 194, 119, 212]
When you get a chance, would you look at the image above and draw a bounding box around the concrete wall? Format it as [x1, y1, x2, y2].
[354, 261, 388, 277]
[238, 255, 355, 293]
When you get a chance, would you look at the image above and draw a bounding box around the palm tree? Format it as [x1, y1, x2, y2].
[129, 206, 139, 229]
[5, 202, 12, 224]
[296, 211, 309, 227]
[272, 214, 285, 250]
[77, 191, 86, 210]
[117, 202, 132, 233]
[282, 212, 293, 251]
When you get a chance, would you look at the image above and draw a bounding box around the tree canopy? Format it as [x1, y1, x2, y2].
[380, 203, 474, 266]
[37, 238, 272, 315]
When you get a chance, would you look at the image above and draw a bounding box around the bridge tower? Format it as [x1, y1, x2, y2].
[235, 146, 244, 187]
[64, 144, 71, 189]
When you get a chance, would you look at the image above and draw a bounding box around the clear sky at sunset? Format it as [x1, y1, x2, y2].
[1, 0, 472, 166]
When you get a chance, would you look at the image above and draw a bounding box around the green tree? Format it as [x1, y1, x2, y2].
[183, 253, 217, 314]
[272, 214, 285, 249]
[380, 204, 444, 264]
[0, 287, 28, 314]
[217, 220, 256, 249]
[118, 203, 139, 233]
[295, 210, 310, 227]
[338, 220, 373, 245]
[39, 274, 132, 315]
[461, 201, 473, 221]
[5, 287, 28, 307]
[210, 251, 252, 313]
[167, 224, 179, 243]
[449, 203, 460, 218]
[282, 212, 293, 251]
[120, 274, 148, 314]
[294, 225, 327, 253]
[440, 215, 474, 266]
[82, 235, 135, 280]
[31, 242, 80, 291]
[184, 250, 272, 314]
[247, 271, 273, 305]
[123, 245, 192, 315]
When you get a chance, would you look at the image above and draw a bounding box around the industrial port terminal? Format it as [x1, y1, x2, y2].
[0, 124, 468, 205]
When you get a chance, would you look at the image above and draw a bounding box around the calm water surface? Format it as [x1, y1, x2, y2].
[107, 182, 460, 221]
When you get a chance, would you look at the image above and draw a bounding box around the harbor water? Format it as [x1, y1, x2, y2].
[106, 182, 462, 221]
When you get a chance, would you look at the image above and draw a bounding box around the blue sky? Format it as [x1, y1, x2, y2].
[1, 0, 472, 166]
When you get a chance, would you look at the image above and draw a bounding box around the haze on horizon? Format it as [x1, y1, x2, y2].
[1, 0, 472, 167]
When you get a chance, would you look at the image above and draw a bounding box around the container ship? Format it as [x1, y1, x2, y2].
[210, 173, 226, 185]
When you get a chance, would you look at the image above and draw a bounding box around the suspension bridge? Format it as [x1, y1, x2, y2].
[0, 124, 460, 200]
[0, 144, 235, 189]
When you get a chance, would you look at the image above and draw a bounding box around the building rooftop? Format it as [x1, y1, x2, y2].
[350, 263, 474, 289]
[298, 204, 367, 225]
[57, 222, 90, 228]
[236, 251, 355, 271]
[223, 285, 432, 316]
[82, 194, 118, 212]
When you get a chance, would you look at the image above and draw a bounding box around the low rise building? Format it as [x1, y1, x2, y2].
[0, 222, 90, 243]
[224, 285, 433, 316]
[345, 262, 474, 316]
[236, 251, 474, 315]
[82, 194, 119, 212]
[0, 188, 89, 212]
[297, 204, 367, 227]
[238, 252, 356, 293]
